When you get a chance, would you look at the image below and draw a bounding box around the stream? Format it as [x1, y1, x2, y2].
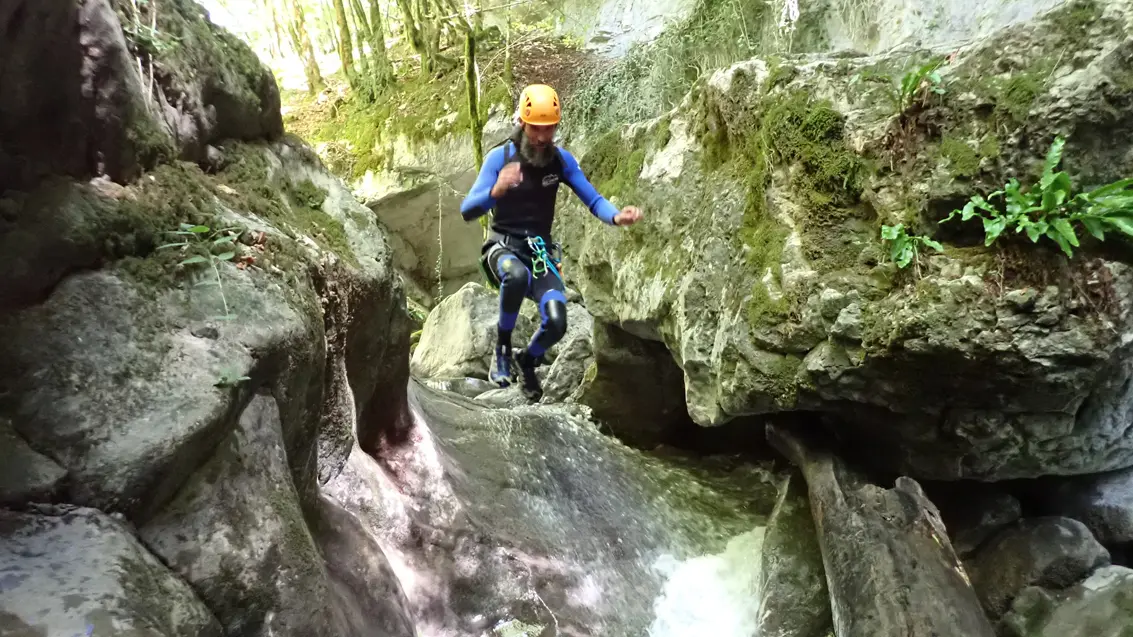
[324, 380, 782, 637]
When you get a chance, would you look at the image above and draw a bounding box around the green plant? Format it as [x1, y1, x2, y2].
[941, 136, 1133, 257]
[881, 223, 943, 272]
[215, 368, 251, 388]
[892, 58, 946, 112]
[157, 222, 243, 319]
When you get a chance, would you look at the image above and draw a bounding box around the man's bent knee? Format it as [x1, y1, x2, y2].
[540, 291, 568, 342]
[498, 256, 530, 292]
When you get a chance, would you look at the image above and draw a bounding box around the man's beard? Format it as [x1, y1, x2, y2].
[518, 128, 554, 167]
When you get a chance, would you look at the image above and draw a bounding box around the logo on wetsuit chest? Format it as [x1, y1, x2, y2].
[541, 174, 560, 187]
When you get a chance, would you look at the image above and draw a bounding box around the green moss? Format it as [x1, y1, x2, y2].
[746, 280, 790, 325]
[1054, 0, 1103, 44]
[108, 141, 358, 292]
[298, 67, 512, 179]
[285, 179, 327, 210]
[578, 132, 645, 202]
[215, 143, 358, 268]
[654, 117, 673, 149]
[940, 136, 981, 178]
[688, 84, 872, 321]
[997, 73, 1043, 125]
[765, 59, 798, 91]
[567, 0, 779, 138]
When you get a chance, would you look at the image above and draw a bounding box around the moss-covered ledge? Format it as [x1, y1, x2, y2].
[555, 0, 1133, 480]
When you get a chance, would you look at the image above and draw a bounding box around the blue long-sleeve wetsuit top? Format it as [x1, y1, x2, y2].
[459, 139, 620, 240]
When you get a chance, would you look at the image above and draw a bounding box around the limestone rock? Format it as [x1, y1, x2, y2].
[0, 0, 281, 193]
[0, 506, 222, 636]
[140, 394, 412, 636]
[755, 471, 832, 637]
[310, 494, 417, 637]
[140, 394, 327, 635]
[967, 516, 1111, 618]
[325, 379, 782, 636]
[411, 282, 534, 380]
[1029, 468, 1133, 545]
[935, 487, 1024, 557]
[570, 322, 692, 447]
[1001, 565, 1133, 637]
[0, 267, 319, 522]
[422, 377, 501, 399]
[0, 417, 66, 506]
[557, 0, 1133, 480]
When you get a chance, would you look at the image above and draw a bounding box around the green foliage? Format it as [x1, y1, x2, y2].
[852, 57, 946, 115]
[941, 136, 1133, 257]
[579, 130, 647, 203]
[687, 84, 868, 322]
[880, 223, 943, 270]
[940, 135, 1000, 179]
[215, 367, 251, 388]
[295, 67, 511, 179]
[157, 222, 243, 320]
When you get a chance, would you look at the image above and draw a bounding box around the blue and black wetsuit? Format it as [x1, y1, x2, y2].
[460, 133, 620, 397]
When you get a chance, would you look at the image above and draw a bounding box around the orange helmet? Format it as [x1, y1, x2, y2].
[518, 84, 561, 125]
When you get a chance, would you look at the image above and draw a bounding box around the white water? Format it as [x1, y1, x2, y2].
[647, 527, 767, 637]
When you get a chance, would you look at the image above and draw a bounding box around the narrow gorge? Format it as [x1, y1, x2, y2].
[2, 0, 1133, 636]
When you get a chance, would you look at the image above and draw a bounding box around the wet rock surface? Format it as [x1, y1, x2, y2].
[324, 380, 780, 636]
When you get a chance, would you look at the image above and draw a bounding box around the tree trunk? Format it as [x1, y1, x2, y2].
[765, 424, 997, 637]
[394, 0, 428, 69]
[349, 0, 393, 90]
[464, 30, 488, 233]
[331, 0, 355, 83]
[347, 0, 373, 99]
[287, 0, 325, 94]
[415, 0, 439, 74]
[365, 0, 394, 86]
[262, 0, 282, 59]
[464, 31, 483, 167]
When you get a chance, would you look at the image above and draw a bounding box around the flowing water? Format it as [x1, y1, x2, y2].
[324, 380, 781, 636]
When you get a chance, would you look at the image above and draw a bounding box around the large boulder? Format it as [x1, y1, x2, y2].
[1024, 467, 1133, 545]
[138, 394, 412, 637]
[0, 134, 415, 632]
[966, 516, 1111, 618]
[0, 0, 414, 631]
[410, 281, 596, 399]
[556, 0, 1133, 480]
[0, 505, 223, 636]
[0, 417, 67, 506]
[1001, 565, 1133, 637]
[0, 0, 281, 193]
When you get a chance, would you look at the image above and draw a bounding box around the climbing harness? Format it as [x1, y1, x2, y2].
[525, 236, 563, 282]
[478, 233, 564, 289]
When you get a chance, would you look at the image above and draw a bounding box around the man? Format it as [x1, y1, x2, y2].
[459, 83, 643, 402]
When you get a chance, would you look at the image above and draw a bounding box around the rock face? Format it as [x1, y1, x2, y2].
[569, 322, 693, 447]
[1001, 565, 1133, 637]
[324, 380, 782, 637]
[967, 517, 1111, 618]
[557, 0, 1133, 480]
[0, 0, 281, 193]
[0, 0, 413, 633]
[1026, 468, 1133, 545]
[0, 506, 223, 636]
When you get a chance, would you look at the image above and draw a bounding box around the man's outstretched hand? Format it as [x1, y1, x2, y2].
[614, 206, 643, 226]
